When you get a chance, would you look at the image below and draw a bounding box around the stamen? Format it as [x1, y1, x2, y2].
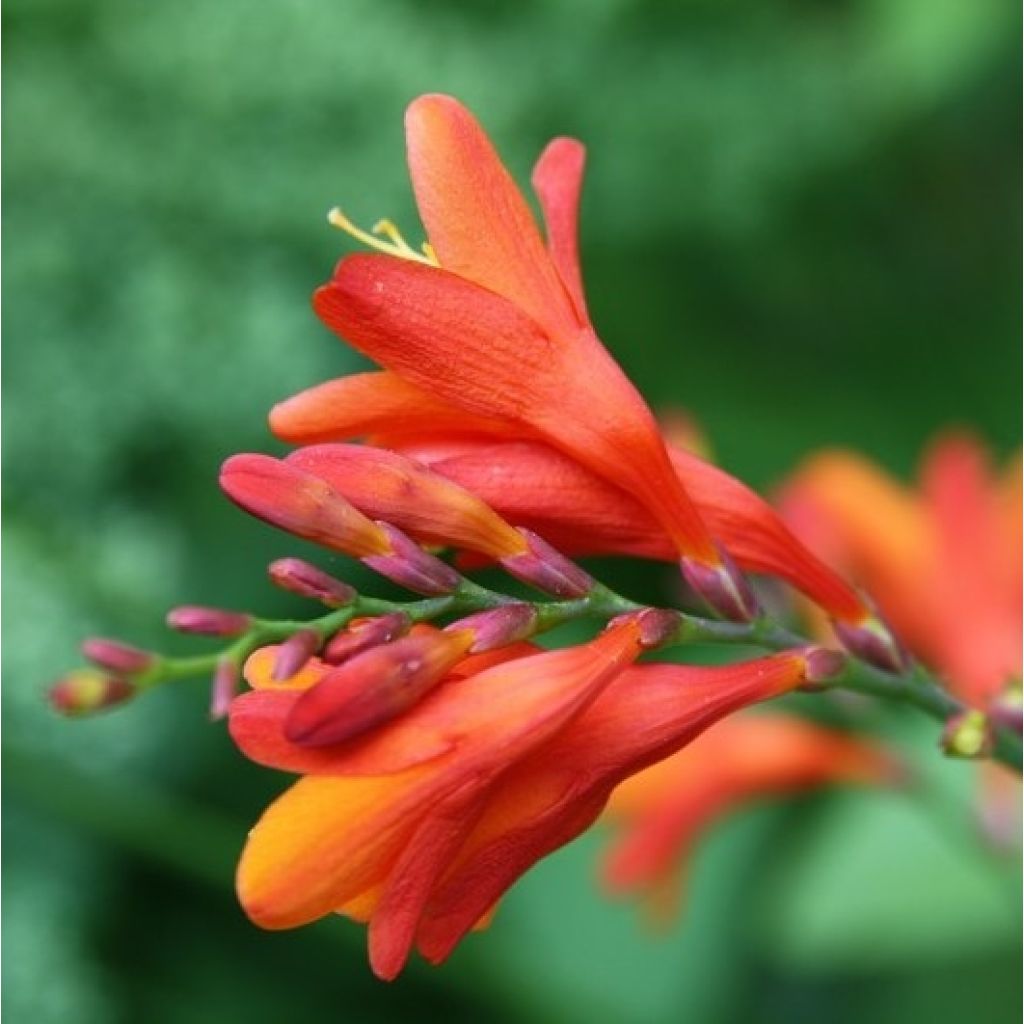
[327, 207, 438, 266]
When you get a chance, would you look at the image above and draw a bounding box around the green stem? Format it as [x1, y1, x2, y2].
[120, 578, 1021, 774]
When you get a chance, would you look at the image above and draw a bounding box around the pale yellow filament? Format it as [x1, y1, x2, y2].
[327, 208, 439, 267]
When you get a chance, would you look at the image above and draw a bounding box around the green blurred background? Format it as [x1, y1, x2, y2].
[4, 0, 1020, 1021]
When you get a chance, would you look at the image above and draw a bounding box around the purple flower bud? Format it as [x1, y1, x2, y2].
[802, 646, 848, 684]
[606, 608, 683, 649]
[446, 603, 538, 653]
[166, 605, 252, 637]
[322, 612, 412, 665]
[81, 637, 154, 675]
[49, 670, 136, 716]
[832, 611, 908, 675]
[362, 523, 462, 596]
[209, 659, 238, 721]
[679, 547, 759, 622]
[272, 629, 321, 681]
[268, 558, 356, 607]
[500, 528, 594, 598]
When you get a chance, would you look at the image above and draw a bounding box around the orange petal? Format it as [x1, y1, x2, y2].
[269, 371, 514, 446]
[532, 137, 590, 325]
[236, 767, 439, 930]
[405, 94, 580, 341]
[243, 646, 331, 692]
[286, 444, 527, 559]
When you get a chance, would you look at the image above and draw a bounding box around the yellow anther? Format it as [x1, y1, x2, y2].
[327, 207, 438, 266]
[422, 241, 438, 263]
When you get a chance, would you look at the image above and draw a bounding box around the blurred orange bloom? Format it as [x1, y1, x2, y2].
[601, 714, 900, 923]
[780, 433, 1021, 708]
[229, 626, 818, 977]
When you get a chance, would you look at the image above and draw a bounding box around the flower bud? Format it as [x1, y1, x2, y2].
[284, 629, 475, 746]
[209, 659, 238, 721]
[272, 629, 321, 682]
[607, 608, 683, 649]
[167, 605, 252, 637]
[679, 547, 759, 622]
[446, 603, 538, 653]
[81, 637, 154, 675]
[991, 680, 1023, 735]
[362, 523, 462, 596]
[322, 612, 412, 665]
[220, 453, 391, 557]
[801, 646, 848, 684]
[832, 610, 908, 675]
[49, 670, 136, 716]
[268, 558, 356, 608]
[940, 709, 994, 760]
[500, 528, 594, 598]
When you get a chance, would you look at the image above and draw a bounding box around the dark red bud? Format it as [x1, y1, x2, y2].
[268, 558, 356, 607]
[167, 605, 251, 637]
[81, 637, 154, 675]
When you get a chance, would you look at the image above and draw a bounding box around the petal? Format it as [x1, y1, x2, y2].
[405, 94, 579, 340]
[315, 255, 716, 562]
[532, 137, 590, 325]
[269, 371, 514, 446]
[243, 646, 330, 692]
[236, 767, 439, 930]
[286, 444, 527, 559]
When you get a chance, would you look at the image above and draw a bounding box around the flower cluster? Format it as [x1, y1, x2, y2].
[50, 94, 1020, 979]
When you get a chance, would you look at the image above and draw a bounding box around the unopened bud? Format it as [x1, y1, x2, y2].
[284, 629, 475, 746]
[268, 558, 356, 607]
[500, 528, 594, 598]
[272, 629, 321, 681]
[81, 637, 154, 675]
[940, 709, 994, 760]
[49, 670, 136, 716]
[362, 522, 462, 596]
[608, 608, 683, 649]
[447, 603, 538, 653]
[322, 612, 412, 664]
[679, 547, 759, 623]
[801, 646, 848, 685]
[209, 659, 238, 720]
[167, 605, 251, 637]
[220, 453, 390, 557]
[833, 611, 908, 675]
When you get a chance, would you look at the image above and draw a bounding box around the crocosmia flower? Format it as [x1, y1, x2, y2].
[228, 620, 822, 977]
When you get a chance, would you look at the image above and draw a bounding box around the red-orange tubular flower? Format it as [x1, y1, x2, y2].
[601, 713, 900, 922]
[292, 94, 756, 621]
[228, 623, 820, 978]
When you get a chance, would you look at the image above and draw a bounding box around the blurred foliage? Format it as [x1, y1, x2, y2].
[3, 0, 1020, 1022]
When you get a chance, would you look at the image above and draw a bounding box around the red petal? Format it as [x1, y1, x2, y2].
[405, 94, 580, 340]
[532, 137, 590, 326]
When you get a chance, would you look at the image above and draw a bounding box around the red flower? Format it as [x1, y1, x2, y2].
[287, 94, 762, 619]
[228, 623, 819, 977]
[601, 713, 900, 923]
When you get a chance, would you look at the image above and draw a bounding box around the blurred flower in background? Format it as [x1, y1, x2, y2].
[4, 1, 1020, 1023]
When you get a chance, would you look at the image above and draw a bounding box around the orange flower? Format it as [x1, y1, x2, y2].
[780, 433, 1021, 707]
[228, 622, 820, 977]
[283, 94, 758, 620]
[600, 714, 900, 923]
